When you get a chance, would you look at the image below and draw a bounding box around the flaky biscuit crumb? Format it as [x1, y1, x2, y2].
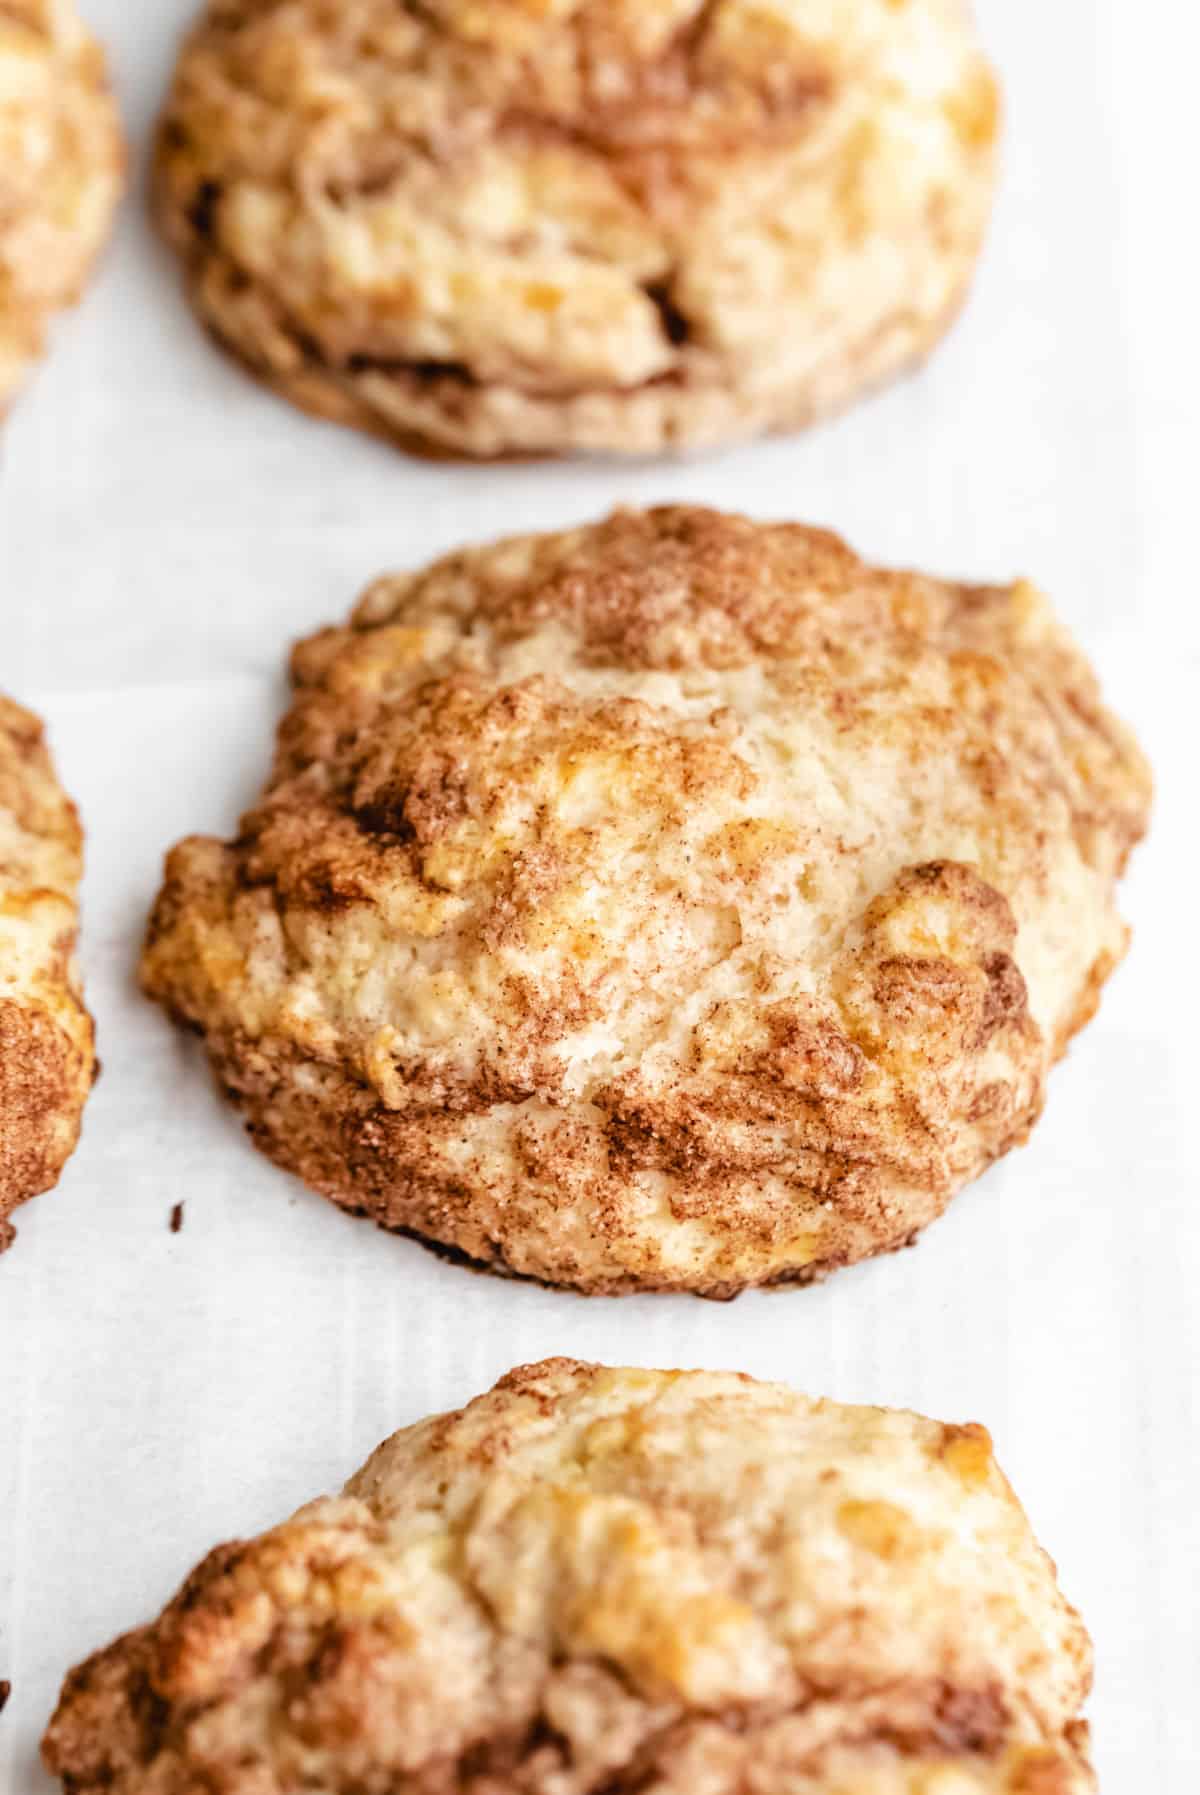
[140, 507, 1151, 1295]
[0, 0, 123, 410]
[43, 1360, 1097, 1795]
[0, 696, 95, 1249]
[154, 0, 999, 457]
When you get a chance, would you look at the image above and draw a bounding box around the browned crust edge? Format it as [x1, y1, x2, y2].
[161, 234, 974, 464]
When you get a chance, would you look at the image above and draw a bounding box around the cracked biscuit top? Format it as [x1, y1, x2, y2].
[43, 1359, 1097, 1795]
[140, 506, 1151, 1295]
[0, 0, 123, 409]
[153, 0, 999, 457]
[0, 696, 95, 1249]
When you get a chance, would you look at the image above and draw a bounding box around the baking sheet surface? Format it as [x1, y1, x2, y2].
[1, 2, 1197, 1789]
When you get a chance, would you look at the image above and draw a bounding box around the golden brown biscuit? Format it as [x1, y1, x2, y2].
[0, 696, 95, 1249]
[153, 0, 999, 458]
[140, 507, 1150, 1296]
[0, 0, 123, 411]
[42, 1359, 1097, 1795]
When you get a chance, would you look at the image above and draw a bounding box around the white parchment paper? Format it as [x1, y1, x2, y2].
[1, 2, 1197, 1789]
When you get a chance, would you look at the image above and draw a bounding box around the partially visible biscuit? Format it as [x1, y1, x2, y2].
[140, 506, 1151, 1296]
[154, 0, 999, 458]
[0, 696, 95, 1249]
[0, 0, 123, 410]
[42, 1359, 1097, 1794]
